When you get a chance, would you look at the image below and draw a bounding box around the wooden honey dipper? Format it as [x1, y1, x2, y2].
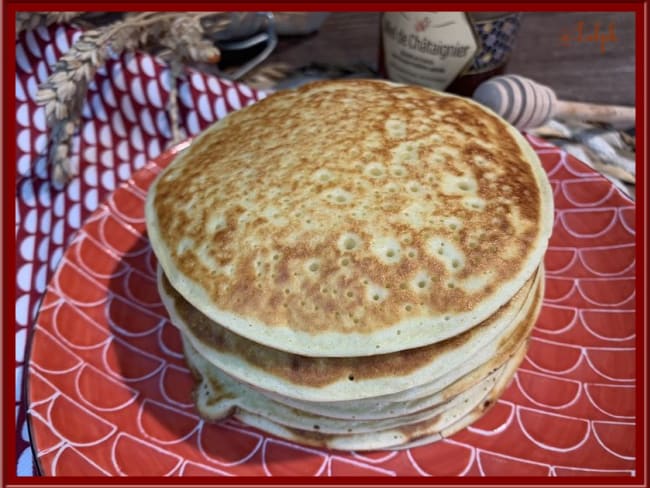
[472, 74, 635, 129]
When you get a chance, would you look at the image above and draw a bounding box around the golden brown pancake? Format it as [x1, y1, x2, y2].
[145, 79, 554, 357]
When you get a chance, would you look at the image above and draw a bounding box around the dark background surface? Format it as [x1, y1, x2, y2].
[266, 12, 636, 106]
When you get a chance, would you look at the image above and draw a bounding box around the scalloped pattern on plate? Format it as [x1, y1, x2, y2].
[25, 133, 636, 476]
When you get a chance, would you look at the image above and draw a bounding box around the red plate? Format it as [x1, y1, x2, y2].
[26, 136, 636, 476]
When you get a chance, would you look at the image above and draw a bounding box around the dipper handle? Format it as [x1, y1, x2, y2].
[554, 100, 635, 127]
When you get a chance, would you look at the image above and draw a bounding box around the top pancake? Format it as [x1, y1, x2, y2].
[146, 79, 553, 357]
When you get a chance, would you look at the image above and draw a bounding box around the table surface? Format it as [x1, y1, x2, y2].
[267, 12, 636, 106]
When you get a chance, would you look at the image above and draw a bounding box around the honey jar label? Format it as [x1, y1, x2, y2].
[382, 12, 479, 91]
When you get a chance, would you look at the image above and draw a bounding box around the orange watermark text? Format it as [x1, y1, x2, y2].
[560, 21, 617, 53]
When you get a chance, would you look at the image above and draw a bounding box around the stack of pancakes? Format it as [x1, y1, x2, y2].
[145, 80, 553, 450]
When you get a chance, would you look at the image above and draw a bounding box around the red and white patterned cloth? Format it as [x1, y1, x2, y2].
[16, 24, 636, 477]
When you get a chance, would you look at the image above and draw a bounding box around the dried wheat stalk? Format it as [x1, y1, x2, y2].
[28, 12, 231, 183]
[16, 12, 85, 35]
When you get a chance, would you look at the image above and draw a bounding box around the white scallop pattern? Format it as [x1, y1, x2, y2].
[18, 27, 635, 477]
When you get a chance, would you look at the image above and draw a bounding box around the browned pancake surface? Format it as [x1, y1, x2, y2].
[148, 80, 551, 354]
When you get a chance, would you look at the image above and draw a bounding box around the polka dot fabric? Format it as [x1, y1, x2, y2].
[18, 25, 636, 477]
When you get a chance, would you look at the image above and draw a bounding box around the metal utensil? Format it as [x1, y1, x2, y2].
[216, 12, 277, 80]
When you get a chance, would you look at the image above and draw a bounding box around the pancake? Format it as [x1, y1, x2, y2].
[183, 332, 504, 435]
[145, 79, 554, 357]
[158, 264, 541, 402]
[185, 337, 529, 452]
[182, 276, 539, 427]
